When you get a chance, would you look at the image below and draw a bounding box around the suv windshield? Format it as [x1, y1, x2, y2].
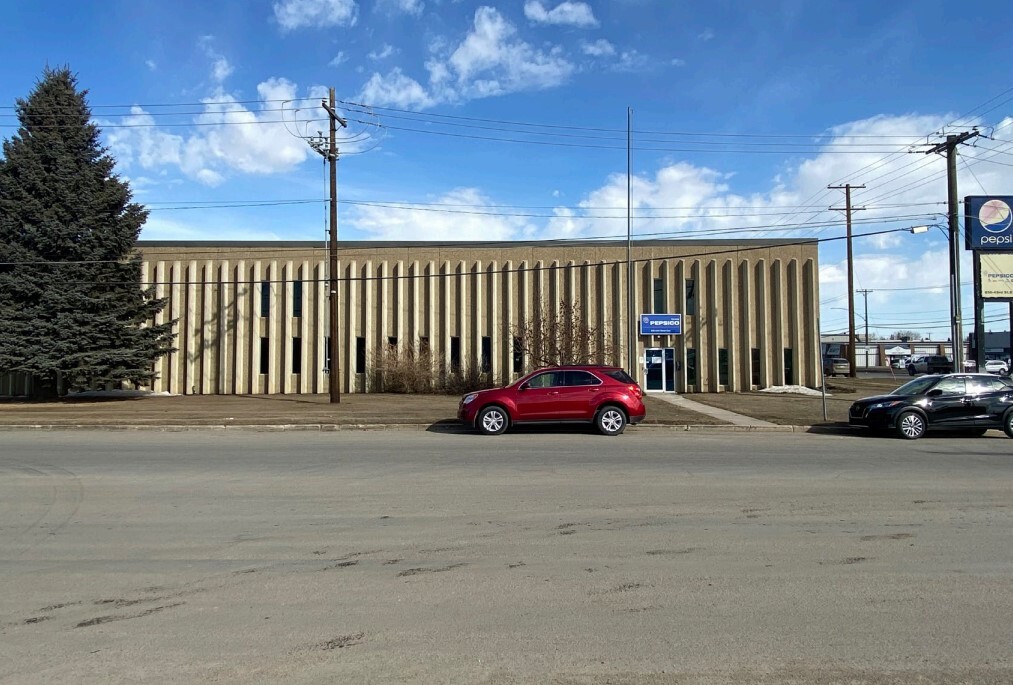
[891, 377, 939, 396]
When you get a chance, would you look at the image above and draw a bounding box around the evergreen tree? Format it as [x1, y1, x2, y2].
[0, 67, 174, 397]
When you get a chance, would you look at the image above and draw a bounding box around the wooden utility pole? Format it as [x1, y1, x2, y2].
[858, 288, 873, 346]
[925, 131, 978, 371]
[321, 88, 347, 403]
[830, 184, 865, 377]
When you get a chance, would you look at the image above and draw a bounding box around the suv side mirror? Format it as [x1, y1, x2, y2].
[518, 382, 529, 391]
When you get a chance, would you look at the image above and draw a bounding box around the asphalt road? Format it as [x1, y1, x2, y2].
[2, 429, 1011, 684]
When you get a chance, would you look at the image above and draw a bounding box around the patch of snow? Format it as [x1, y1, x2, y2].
[759, 385, 828, 397]
[66, 390, 178, 398]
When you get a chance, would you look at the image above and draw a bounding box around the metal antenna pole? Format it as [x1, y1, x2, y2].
[627, 107, 634, 378]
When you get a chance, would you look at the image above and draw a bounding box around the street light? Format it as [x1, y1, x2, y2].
[911, 223, 963, 365]
[839, 224, 932, 376]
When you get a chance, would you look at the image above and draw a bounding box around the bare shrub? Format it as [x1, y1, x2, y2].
[369, 342, 435, 393]
[368, 342, 500, 395]
[512, 298, 615, 370]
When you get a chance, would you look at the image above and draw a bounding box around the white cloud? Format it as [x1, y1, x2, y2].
[524, 1, 598, 28]
[698, 28, 714, 41]
[198, 37, 234, 84]
[671, 58, 686, 67]
[145, 60, 157, 71]
[273, 0, 357, 30]
[353, 188, 535, 240]
[581, 39, 616, 57]
[358, 68, 436, 109]
[375, 0, 423, 15]
[356, 7, 574, 108]
[212, 56, 234, 83]
[614, 49, 649, 72]
[103, 79, 331, 185]
[329, 51, 348, 66]
[368, 44, 397, 61]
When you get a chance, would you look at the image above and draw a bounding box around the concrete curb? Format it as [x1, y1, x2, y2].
[0, 422, 833, 433]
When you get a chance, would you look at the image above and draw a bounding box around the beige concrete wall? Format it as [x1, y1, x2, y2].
[137, 240, 820, 395]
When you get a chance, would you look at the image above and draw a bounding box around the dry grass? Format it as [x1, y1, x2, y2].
[689, 376, 907, 426]
[0, 392, 724, 427]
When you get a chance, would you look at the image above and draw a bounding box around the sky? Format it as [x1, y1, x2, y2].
[3, 0, 1013, 343]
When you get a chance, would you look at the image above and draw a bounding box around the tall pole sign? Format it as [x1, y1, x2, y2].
[965, 195, 1013, 367]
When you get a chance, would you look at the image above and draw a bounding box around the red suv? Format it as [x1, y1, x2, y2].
[458, 365, 646, 436]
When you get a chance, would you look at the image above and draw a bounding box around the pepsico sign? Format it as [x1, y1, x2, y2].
[965, 196, 1013, 250]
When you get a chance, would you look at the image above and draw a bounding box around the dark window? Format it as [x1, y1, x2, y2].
[450, 336, 461, 372]
[512, 336, 523, 373]
[292, 337, 302, 374]
[260, 281, 270, 317]
[718, 348, 729, 385]
[685, 279, 696, 316]
[527, 371, 563, 388]
[388, 336, 398, 348]
[481, 336, 491, 373]
[324, 337, 331, 373]
[356, 337, 366, 374]
[751, 348, 761, 386]
[564, 370, 601, 386]
[603, 369, 636, 384]
[259, 337, 269, 374]
[783, 348, 794, 385]
[419, 336, 430, 354]
[686, 348, 697, 385]
[653, 278, 665, 313]
[292, 281, 303, 318]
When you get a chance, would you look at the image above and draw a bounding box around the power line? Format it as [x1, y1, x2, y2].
[0, 224, 919, 276]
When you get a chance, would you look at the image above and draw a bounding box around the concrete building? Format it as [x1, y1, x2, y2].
[131, 239, 820, 395]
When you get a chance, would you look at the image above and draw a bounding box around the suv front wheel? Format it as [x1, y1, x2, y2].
[895, 410, 926, 440]
[477, 406, 509, 435]
[595, 406, 627, 436]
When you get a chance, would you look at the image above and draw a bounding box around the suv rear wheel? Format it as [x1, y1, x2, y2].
[595, 406, 627, 436]
[1003, 410, 1013, 439]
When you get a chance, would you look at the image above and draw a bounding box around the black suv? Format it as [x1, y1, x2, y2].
[849, 373, 1013, 439]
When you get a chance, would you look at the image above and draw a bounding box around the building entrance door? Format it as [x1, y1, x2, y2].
[645, 347, 676, 392]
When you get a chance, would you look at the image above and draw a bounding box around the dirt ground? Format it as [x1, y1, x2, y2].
[0, 392, 722, 427]
[691, 376, 908, 426]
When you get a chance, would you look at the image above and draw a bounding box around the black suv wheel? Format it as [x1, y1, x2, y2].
[895, 410, 926, 440]
[1004, 410, 1013, 439]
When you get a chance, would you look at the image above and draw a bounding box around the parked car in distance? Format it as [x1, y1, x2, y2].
[823, 357, 850, 377]
[908, 355, 953, 375]
[849, 373, 1013, 439]
[458, 365, 646, 436]
[984, 359, 1009, 375]
[963, 358, 978, 370]
[890, 357, 909, 369]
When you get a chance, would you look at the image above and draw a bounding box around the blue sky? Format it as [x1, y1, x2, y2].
[4, 0, 1013, 342]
